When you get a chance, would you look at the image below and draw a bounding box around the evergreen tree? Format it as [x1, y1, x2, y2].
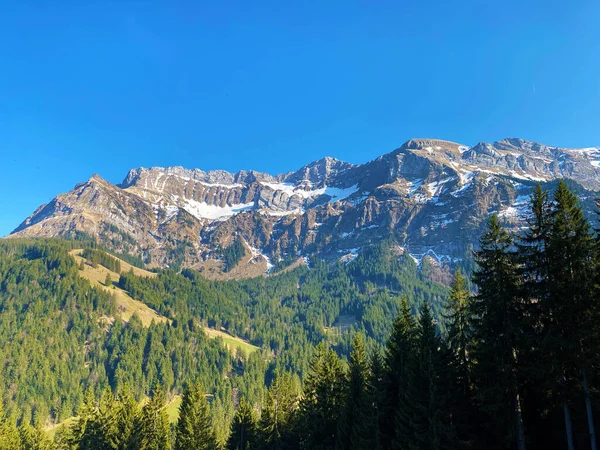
[130, 385, 170, 450]
[470, 214, 526, 450]
[338, 332, 369, 450]
[259, 372, 299, 450]
[175, 381, 217, 450]
[0, 403, 21, 450]
[518, 184, 551, 303]
[543, 180, 597, 450]
[443, 269, 475, 446]
[297, 343, 345, 450]
[396, 302, 457, 450]
[115, 386, 139, 450]
[227, 398, 257, 450]
[77, 388, 120, 450]
[19, 422, 56, 450]
[350, 350, 384, 450]
[65, 390, 96, 449]
[105, 273, 112, 286]
[380, 295, 415, 447]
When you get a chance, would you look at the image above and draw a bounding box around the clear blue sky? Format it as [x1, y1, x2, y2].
[1, 1, 599, 236]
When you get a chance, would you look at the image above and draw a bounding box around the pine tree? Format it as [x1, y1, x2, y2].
[380, 295, 415, 447]
[175, 381, 217, 450]
[227, 398, 257, 450]
[337, 332, 369, 450]
[297, 343, 345, 450]
[396, 302, 457, 450]
[470, 214, 526, 450]
[104, 273, 112, 286]
[130, 385, 170, 450]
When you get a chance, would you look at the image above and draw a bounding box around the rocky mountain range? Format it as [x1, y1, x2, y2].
[8, 137, 600, 278]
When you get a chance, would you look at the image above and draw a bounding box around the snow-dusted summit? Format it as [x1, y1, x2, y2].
[9, 137, 600, 277]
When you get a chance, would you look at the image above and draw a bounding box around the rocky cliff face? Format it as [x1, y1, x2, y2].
[9, 138, 600, 276]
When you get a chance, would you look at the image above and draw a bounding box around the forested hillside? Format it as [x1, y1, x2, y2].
[1, 180, 599, 449]
[0, 229, 447, 446]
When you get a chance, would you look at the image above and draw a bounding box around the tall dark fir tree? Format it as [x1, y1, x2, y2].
[381, 296, 416, 448]
[470, 214, 526, 450]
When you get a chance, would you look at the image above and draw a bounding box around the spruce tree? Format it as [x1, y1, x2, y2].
[19, 422, 55, 450]
[0, 403, 21, 450]
[77, 388, 120, 450]
[518, 184, 551, 303]
[115, 386, 139, 450]
[297, 343, 345, 450]
[227, 397, 257, 450]
[175, 381, 217, 450]
[444, 270, 471, 393]
[471, 214, 526, 450]
[338, 333, 369, 450]
[259, 372, 299, 449]
[130, 385, 170, 450]
[543, 180, 597, 450]
[443, 269, 476, 446]
[396, 302, 457, 450]
[66, 390, 96, 449]
[352, 350, 384, 450]
[380, 295, 415, 447]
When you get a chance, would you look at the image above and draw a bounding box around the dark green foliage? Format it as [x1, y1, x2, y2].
[396, 302, 457, 450]
[258, 372, 299, 449]
[227, 398, 257, 450]
[444, 270, 476, 446]
[297, 343, 345, 450]
[130, 385, 170, 450]
[81, 248, 122, 273]
[350, 350, 384, 450]
[222, 239, 246, 272]
[175, 382, 218, 450]
[380, 296, 415, 447]
[338, 333, 369, 450]
[470, 214, 526, 449]
[74, 388, 131, 450]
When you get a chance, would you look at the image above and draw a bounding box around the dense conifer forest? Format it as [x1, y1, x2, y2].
[1, 180, 599, 449]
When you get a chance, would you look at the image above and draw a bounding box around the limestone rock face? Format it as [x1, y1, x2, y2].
[9, 137, 600, 276]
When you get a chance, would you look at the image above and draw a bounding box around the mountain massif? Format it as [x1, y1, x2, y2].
[9, 137, 600, 276]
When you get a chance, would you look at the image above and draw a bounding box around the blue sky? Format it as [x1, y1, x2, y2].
[1, 1, 599, 236]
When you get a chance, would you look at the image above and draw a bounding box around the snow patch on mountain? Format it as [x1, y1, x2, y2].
[181, 199, 254, 221]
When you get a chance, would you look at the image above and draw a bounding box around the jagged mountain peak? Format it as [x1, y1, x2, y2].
[284, 156, 354, 185]
[8, 136, 600, 277]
